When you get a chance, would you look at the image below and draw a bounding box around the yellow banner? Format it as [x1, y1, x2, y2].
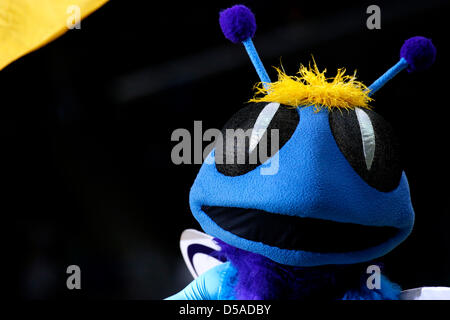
[0, 0, 108, 70]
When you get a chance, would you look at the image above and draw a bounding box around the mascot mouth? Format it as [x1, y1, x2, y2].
[202, 206, 399, 253]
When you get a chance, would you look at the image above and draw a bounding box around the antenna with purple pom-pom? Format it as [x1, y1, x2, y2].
[219, 4, 271, 88]
[367, 36, 436, 96]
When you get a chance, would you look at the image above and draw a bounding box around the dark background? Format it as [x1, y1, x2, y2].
[2, 0, 449, 299]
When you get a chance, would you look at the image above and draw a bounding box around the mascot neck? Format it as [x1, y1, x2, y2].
[213, 238, 401, 300]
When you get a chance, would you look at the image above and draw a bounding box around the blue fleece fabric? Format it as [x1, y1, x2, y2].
[400, 36, 436, 73]
[189, 106, 415, 267]
[219, 5, 257, 44]
[166, 262, 237, 300]
[341, 275, 401, 300]
[166, 262, 401, 300]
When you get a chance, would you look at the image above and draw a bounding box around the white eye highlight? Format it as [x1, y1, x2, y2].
[249, 102, 280, 153]
[355, 107, 375, 170]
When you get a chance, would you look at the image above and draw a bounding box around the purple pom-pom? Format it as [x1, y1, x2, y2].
[400, 36, 436, 72]
[219, 5, 257, 44]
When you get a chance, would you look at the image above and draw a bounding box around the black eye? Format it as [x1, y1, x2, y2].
[329, 108, 402, 192]
[216, 102, 299, 176]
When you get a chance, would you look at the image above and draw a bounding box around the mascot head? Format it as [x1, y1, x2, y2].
[189, 5, 436, 267]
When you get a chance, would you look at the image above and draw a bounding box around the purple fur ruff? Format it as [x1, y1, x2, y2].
[212, 238, 391, 300]
[219, 5, 256, 44]
[400, 36, 436, 72]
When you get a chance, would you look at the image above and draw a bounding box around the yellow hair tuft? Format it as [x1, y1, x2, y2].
[250, 60, 373, 111]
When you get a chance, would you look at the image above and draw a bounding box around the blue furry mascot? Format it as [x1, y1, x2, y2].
[167, 5, 448, 300]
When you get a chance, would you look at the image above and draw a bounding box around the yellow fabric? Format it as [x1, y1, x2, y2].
[250, 60, 373, 111]
[0, 0, 108, 70]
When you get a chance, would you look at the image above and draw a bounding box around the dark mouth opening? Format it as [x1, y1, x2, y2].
[202, 206, 399, 253]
